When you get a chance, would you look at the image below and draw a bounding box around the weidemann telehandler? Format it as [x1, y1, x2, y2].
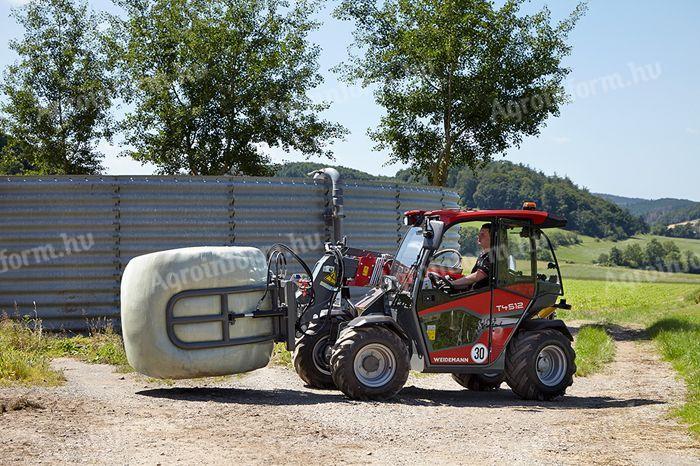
[266, 169, 577, 401]
[122, 168, 576, 401]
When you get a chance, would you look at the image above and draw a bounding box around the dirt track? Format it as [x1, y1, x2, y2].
[2, 326, 699, 465]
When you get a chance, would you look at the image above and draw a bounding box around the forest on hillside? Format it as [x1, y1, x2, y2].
[396, 161, 648, 240]
[277, 161, 648, 240]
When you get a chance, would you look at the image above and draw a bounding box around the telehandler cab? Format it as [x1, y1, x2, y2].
[270, 201, 576, 401]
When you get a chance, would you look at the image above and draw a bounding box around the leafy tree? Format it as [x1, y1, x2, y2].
[109, 0, 346, 176]
[622, 244, 646, 269]
[598, 239, 697, 274]
[458, 225, 480, 256]
[662, 240, 682, 266]
[645, 239, 666, 267]
[653, 205, 700, 227]
[658, 222, 700, 240]
[609, 247, 624, 267]
[685, 250, 700, 274]
[1, 0, 114, 174]
[335, 0, 585, 186]
[547, 230, 581, 247]
[0, 129, 38, 174]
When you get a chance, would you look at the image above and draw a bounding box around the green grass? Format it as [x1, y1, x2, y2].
[559, 262, 700, 283]
[648, 312, 700, 437]
[687, 288, 700, 305]
[555, 232, 700, 265]
[44, 330, 132, 372]
[561, 279, 700, 437]
[574, 325, 616, 377]
[0, 318, 65, 386]
[270, 342, 293, 368]
[0, 316, 131, 386]
[561, 280, 699, 324]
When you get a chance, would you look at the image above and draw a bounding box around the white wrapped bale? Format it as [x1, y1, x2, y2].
[121, 246, 274, 379]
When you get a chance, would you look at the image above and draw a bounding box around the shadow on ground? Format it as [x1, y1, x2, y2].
[136, 385, 664, 411]
[569, 322, 649, 342]
[570, 317, 700, 342]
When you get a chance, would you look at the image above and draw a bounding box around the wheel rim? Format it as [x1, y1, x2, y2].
[312, 336, 332, 376]
[353, 343, 397, 388]
[536, 345, 567, 387]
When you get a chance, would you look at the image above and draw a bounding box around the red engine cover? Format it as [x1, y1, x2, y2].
[347, 254, 390, 287]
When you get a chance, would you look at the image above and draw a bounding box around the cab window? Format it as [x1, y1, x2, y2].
[496, 222, 536, 297]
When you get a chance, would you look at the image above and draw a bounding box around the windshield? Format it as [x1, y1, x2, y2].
[391, 227, 424, 291]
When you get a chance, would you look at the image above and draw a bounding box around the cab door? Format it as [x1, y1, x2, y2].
[490, 220, 538, 363]
[416, 225, 494, 367]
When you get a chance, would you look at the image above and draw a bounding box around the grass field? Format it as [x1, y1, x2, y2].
[0, 316, 131, 386]
[555, 233, 700, 265]
[559, 262, 700, 283]
[561, 279, 700, 436]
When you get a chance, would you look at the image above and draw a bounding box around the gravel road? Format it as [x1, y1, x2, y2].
[1, 325, 699, 465]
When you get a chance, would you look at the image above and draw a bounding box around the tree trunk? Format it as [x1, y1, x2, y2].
[433, 144, 452, 186]
[433, 66, 454, 187]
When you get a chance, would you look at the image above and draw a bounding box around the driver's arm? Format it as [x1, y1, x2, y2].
[448, 270, 487, 289]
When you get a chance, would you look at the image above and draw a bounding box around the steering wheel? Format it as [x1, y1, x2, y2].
[428, 272, 454, 291]
[431, 249, 463, 269]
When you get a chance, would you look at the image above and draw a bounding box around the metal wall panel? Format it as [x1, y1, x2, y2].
[344, 181, 400, 254]
[232, 178, 327, 268]
[118, 177, 232, 265]
[0, 175, 459, 330]
[0, 177, 119, 326]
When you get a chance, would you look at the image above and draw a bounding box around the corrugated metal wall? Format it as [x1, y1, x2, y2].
[0, 175, 459, 330]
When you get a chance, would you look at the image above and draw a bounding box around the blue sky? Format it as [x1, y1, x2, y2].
[1, 0, 698, 201]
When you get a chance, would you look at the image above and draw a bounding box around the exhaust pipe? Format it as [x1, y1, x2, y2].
[308, 168, 344, 243]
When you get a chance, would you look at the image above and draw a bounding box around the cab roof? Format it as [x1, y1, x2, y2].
[404, 208, 567, 229]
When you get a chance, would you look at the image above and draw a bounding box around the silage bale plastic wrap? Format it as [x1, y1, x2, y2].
[121, 246, 274, 379]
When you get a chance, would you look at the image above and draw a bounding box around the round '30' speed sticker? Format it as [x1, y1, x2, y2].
[471, 344, 489, 364]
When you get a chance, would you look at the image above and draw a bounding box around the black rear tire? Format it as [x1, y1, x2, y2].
[292, 319, 337, 389]
[505, 329, 576, 401]
[452, 372, 504, 391]
[330, 326, 410, 401]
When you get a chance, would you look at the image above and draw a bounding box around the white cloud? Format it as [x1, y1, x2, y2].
[686, 128, 699, 135]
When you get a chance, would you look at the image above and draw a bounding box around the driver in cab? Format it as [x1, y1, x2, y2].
[430, 223, 492, 292]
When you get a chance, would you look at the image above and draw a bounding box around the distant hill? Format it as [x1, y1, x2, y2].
[396, 161, 647, 239]
[274, 161, 648, 240]
[595, 193, 700, 225]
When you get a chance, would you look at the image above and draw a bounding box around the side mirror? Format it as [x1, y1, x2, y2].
[547, 262, 557, 270]
[422, 220, 445, 251]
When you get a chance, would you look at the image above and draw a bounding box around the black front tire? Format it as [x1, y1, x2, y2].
[330, 326, 410, 401]
[292, 319, 337, 389]
[452, 373, 504, 391]
[505, 329, 576, 401]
